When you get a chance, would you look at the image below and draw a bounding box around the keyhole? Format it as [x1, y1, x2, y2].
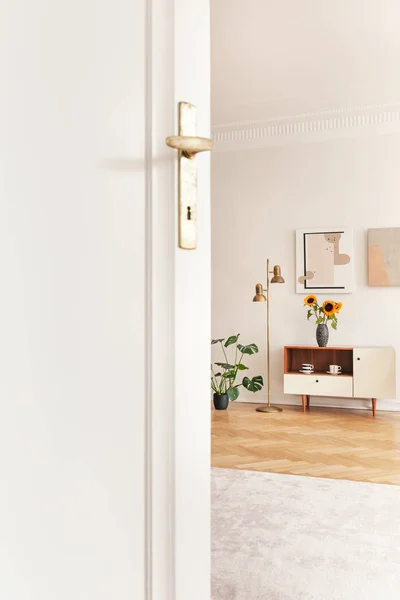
[187, 206, 192, 220]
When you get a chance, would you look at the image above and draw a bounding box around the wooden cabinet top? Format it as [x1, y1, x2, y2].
[284, 346, 394, 351]
[284, 345, 354, 350]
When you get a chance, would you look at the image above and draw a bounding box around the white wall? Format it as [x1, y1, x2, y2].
[212, 133, 400, 410]
[211, 0, 400, 124]
[0, 1, 145, 597]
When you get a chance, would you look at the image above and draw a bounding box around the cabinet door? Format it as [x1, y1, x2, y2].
[353, 348, 396, 398]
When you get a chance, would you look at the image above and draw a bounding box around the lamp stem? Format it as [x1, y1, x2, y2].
[266, 258, 271, 408]
[255, 258, 283, 413]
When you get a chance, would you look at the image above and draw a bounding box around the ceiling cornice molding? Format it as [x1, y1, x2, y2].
[212, 102, 400, 151]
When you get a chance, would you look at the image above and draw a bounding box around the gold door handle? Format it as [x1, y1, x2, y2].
[165, 135, 214, 159]
[165, 102, 214, 250]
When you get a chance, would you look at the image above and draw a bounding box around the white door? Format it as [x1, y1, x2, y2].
[353, 348, 396, 399]
[0, 1, 210, 599]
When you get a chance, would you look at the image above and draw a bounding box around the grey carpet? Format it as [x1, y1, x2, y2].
[212, 468, 400, 600]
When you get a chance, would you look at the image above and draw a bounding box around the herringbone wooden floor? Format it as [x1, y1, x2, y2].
[211, 402, 400, 485]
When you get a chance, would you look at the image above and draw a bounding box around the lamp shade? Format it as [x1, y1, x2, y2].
[253, 283, 266, 302]
[270, 265, 285, 284]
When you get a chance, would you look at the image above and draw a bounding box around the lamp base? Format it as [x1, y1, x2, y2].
[255, 405, 283, 413]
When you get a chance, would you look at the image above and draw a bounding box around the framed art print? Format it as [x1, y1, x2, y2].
[296, 228, 354, 294]
[368, 227, 400, 286]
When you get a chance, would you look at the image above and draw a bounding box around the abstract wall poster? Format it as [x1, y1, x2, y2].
[368, 228, 400, 286]
[296, 228, 354, 294]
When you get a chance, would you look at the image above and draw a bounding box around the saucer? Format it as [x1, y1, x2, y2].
[299, 369, 314, 374]
[326, 371, 342, 375]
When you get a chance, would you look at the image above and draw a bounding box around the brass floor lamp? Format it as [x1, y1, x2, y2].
[253, 259, 285, 413]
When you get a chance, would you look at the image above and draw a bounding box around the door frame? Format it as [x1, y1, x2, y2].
[145, 1, 211, 599]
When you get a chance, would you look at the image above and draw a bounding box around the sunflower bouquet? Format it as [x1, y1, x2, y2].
[304, 295, 342, 330]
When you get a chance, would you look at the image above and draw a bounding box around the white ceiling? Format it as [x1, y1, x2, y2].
[211, 0, 400, 125]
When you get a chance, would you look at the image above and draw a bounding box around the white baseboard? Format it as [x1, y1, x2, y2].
[237, 394, 400, 412]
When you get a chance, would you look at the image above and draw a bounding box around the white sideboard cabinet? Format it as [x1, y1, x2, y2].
[284, 346, 396, 416]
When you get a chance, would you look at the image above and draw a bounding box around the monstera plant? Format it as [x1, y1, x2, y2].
[211, 334, 264, 410]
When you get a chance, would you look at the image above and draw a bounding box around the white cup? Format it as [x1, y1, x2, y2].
[329, 364, 342, 374]
[301, 364, 314, 371]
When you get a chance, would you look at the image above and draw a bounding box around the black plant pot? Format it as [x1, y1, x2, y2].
[213, 393, 229, 410]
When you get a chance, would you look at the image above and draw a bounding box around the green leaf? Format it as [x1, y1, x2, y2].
[237, 343, 259, 355]
[224, 334, 240, 347]
[237, 364, 248, 371]
[331, 321, 337, 330]
[215, 362, 235, 370]
[211, 338, 224, 345]
[307, 309, 312, 320]
[222, 370, 236, 379]
[214, 372, 222, 377]
[242, 375, 264, 393]
[227, 387, 240, 401]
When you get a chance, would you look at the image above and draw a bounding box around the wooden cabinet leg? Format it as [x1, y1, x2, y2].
[372, 398, 377, 417]
[302, 395, 307, 412]
[307, 395, 310, 408]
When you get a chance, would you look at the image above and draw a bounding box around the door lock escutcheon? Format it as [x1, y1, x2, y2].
[166, 102, 214, 250]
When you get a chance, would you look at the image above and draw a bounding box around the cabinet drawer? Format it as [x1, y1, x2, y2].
[284, 374, 353, 397]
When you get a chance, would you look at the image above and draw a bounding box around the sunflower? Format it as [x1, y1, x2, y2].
[304, 295, 317, 306]
[322, 300, 336, 316]
[335, 302, 343, 313]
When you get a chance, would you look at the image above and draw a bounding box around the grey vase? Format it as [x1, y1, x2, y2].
[316, 323, 329, 347]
